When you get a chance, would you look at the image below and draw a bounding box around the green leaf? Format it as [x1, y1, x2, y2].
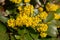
[39, 38, 59, 40]
[47, 23, 58, 37]
[34, 9, 39, 16]
[0, 14, 8, 23]
[0, 22, 9, 40]
[56, 8, 60, 14]
[56, 21, 60, 26]
[8, 9, 17, 14]
[10, 35, 15, 40]
[17, 28, 27, 35]
[27, 27, 39, 40]
[17, 27, 39, 40]
[30, 33, 39, 40]
[44, 13, 54, 22]
[24, 33, 33, 40]
[58, 0, 60, 2]
[6, 10, 10, 15]
[17, 28, 33, 40]
[48, 0, 54, 3]
[15, 35, 20, 40]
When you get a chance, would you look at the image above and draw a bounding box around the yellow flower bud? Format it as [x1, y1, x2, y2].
[40, 32, 47, 38]
[38, 7, 43, 12]
[7, 18, 15, 28]
[24, 0, 30, 3]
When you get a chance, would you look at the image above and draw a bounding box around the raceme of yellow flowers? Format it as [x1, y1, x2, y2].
[54, 13, 60, 19]
[10, 0, 22, 4]
[18, 4, 34, 16]
[46, 2, 59, 11]
[7, 0, 59, 38]
[37, 24, 48, 32]
[24, 0, 30, 3]
[40, 32, 47, 38]
[7, 18, 15, 28]
[37, 23, 48, 37]
[10, 0, 30, 4]
[38, 11, 48, 19]
[7, 4, 48, 37]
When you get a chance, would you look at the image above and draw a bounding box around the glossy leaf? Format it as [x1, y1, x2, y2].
[47, 23, 58, 37]
[44, 13, 54, 22]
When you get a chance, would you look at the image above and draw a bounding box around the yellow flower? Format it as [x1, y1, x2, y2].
[16, 16, 23, 26]
[40, 32, 47, 38]
[31, 17, 41, 28]
[16, 14, 33, 27]
[38, 23, 48, 32]
[46, 3, 59, 11]
[7, 18, 15, 28]
[10, 0, 22, 4]
[25, 17, 33, 27]
[16, 12, 42, 27]
[24, 5, 34, 16]
[24, 0, 30, 3]
[18, 4, 34, 16]
[18, 6, 22, 11]
[54, 13, 60, 19]
[39, 11, 48, 19]
[32, 22, 38, 28]
[16, 14, 28, 26]
[38, 7, 43, 12]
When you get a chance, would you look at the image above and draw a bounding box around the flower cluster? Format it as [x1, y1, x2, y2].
[38, 11, 48, 19]
[37, 24, 48, 32]
[54, 13, 60, 19]
[37, 23, 48, 37]
[10, 0, 22, 4]
[46, 3, 59, 11]
[24, 0, 30, 3]
[7, 0, 60, 38]
[10, 0, 30, 4]
[7, 18, 15, 28]
[40, 32, 47, 38]
[8, 4, 42, 28]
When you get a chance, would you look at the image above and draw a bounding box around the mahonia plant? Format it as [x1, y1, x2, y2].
[6, 0, 60, 39]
